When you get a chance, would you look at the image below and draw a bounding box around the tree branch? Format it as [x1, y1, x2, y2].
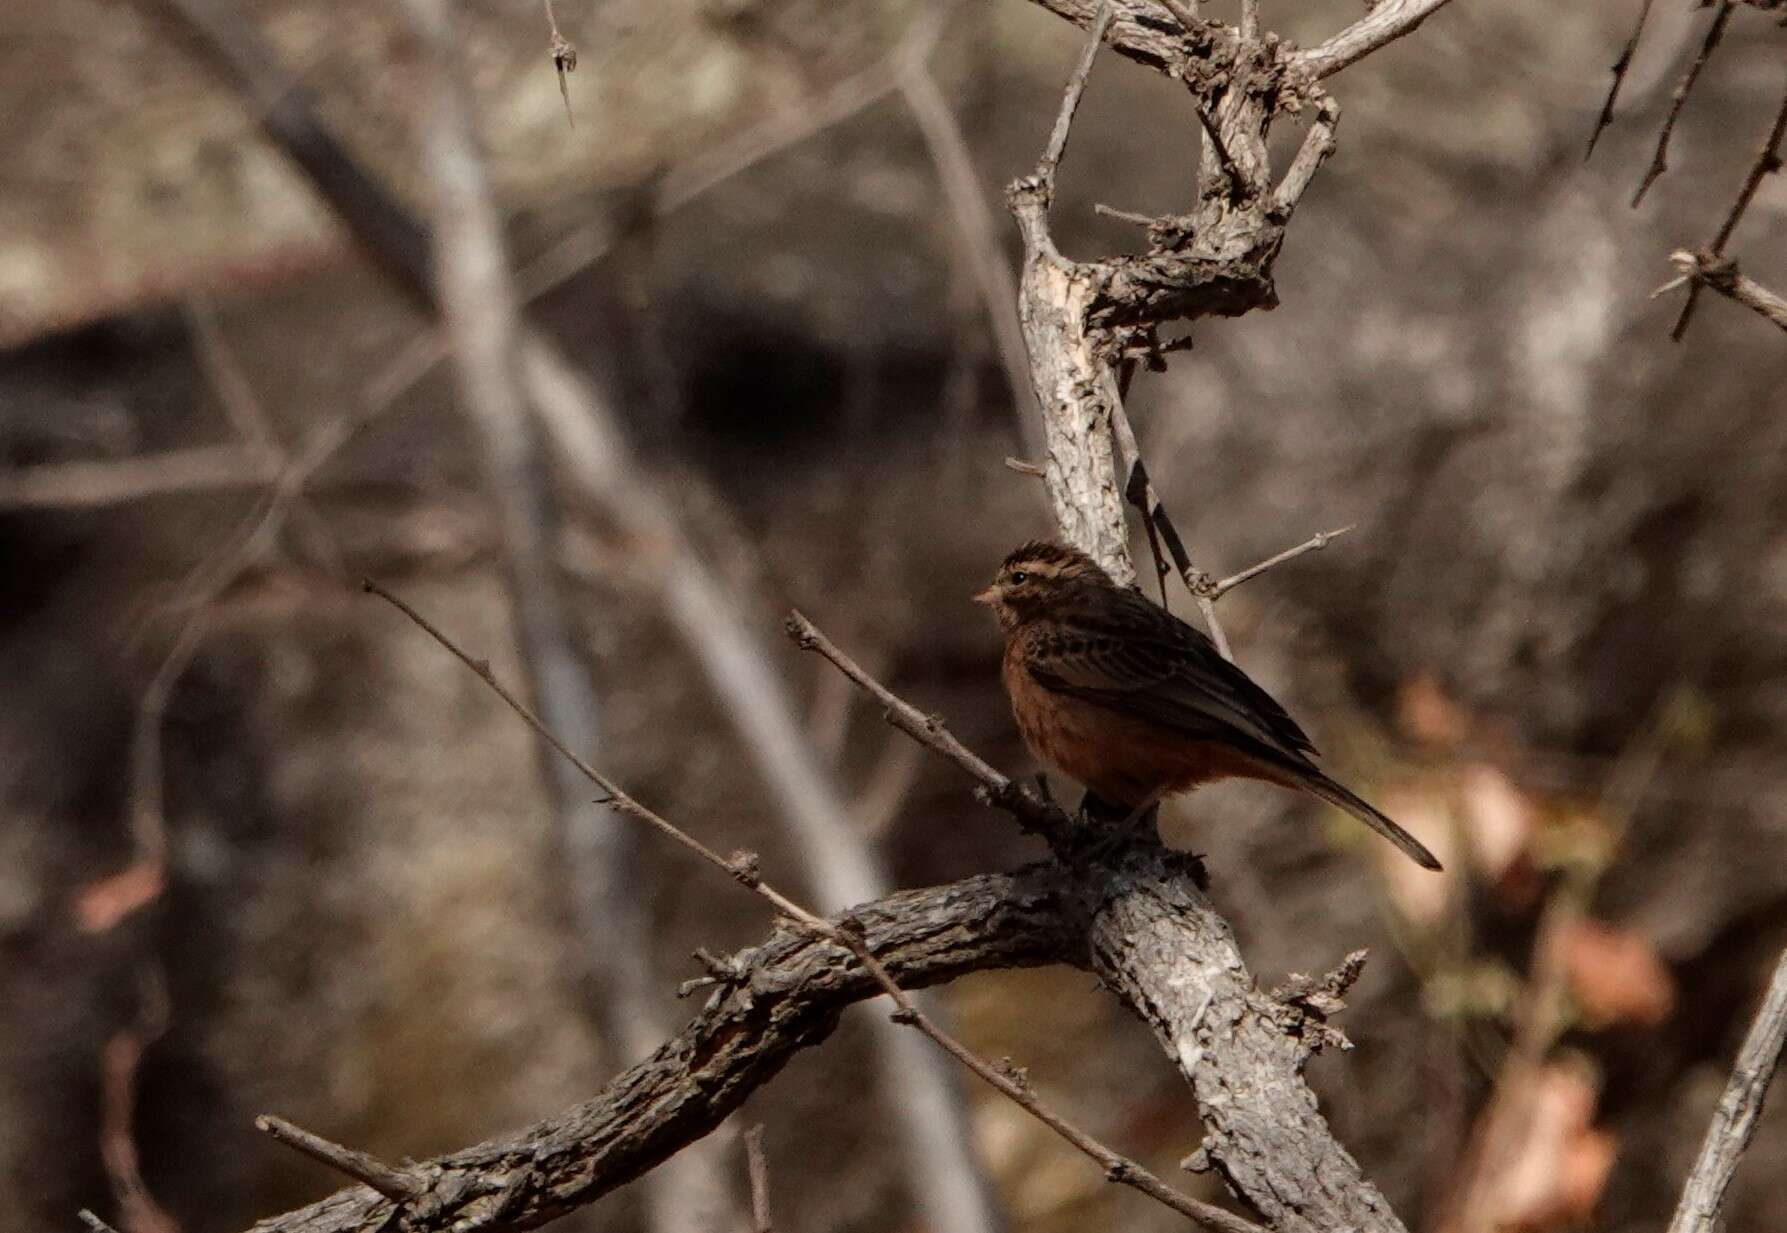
[1290, 0, 1463, 81]
[133, 4, 1006, 1226]
[1668, 947, 1787, 1233]
[230, 866, 1081, 1233]
[255, 1117, 422, 1204]
[1669, 76, 1787, 340]
[1668, 250, 1787, 336]
[396, 6, 736, 1226]
[1632, 0, 1736, 208]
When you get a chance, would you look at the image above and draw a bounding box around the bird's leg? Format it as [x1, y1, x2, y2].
[1074, 790, 1162, 863]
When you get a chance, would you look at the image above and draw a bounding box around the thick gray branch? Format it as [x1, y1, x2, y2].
[1010, 187, 1135, 583]
[240, 867, 1081, 1233]
[1077, 846, 1405, 1232]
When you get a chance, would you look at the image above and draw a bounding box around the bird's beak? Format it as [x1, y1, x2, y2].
[971, 585, 998, 606]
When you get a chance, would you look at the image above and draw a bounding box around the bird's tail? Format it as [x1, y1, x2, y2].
[1295, 769, 1443, 871]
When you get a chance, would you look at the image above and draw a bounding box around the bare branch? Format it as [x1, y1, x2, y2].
[1671, 77, 1787, 339]
[255, 1116, 422, 1203]
[1669, 250, 1787, 335]
[744, 1127, 773, 1233]
[228, 864, 1079, 1233]
[0, 446, 274, 510]
[1037, 2, 1115, 191]
[899, 58, 1044, 456]
[1585, 0, 1656, 160]
[1106, 400, 1232, 659]
[1291, 0, 1463, 81]
[541, 0, 576, 126]
[1668, 948, 1787, 1233]
[1632, 1, 1735, 207]
[785, 611, 1070, 841]
[369, 585, 1253, 1232]
[1210, 525, 1355, 598]
[1274, 92, 1341, 216]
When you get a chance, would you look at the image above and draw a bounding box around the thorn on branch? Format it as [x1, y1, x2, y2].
[1585, 0, 1655, 160]
[1670, 77, 1787, 340]
[1632, 0, 1735, 207]
[1003, 456, 1047, 478]
[255, 1115, 424, 1203]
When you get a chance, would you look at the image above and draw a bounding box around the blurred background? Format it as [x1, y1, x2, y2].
[4, 1, 1786, 1232]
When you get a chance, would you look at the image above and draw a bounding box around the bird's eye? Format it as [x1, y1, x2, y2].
[1009, 571, 1029, 585]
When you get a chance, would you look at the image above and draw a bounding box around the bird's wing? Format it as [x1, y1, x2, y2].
[1023, 590, 1318, 763]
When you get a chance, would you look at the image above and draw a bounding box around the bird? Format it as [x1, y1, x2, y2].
[974, 540, 1442, 870]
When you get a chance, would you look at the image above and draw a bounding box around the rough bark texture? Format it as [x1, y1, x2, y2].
[999, 2, 1438, 1225]
[1011, 188, 1135, 585]
[1076, 846, 1402, 1232]
[241, 867, 1081, 1233]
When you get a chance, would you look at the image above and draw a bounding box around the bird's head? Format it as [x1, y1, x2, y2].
[973, 540, 1112, 630]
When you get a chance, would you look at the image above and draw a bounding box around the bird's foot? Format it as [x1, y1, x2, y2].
[1072, 792, 1160, 864]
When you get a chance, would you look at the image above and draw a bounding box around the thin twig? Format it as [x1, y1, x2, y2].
[365, 579, 787, 903]
[899, 58, 1043, 456]
[1292, 0, 1462, 80]
[783, 611, 1068, 839]
[1671, 77, 1787, 340]
[255, 1116, 423, 1203]
[1586, 0, 1656, 160]
[542, 0, 576, 126]
[1209, 525, 1355, 598]
[744, 1126, 773, 1233]
[182, 294, 342, 575]
[1632, 0, 1735, 207]
[1105, 402, 1231, 659]
[1666, 948, 1787, 1233]
[0, 446, 274, 510]
[73, 346, 408, 936]
[367, 583, 1253, 1232]
[1668, 251, 1787, 334]
[1036, 2, 1114, 189]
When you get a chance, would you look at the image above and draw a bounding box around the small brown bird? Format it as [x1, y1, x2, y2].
[975, 540, 1442, 870]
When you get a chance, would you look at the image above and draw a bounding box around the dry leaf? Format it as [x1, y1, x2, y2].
[1398, 670, 1471, 749]
[1441, 1060, 1616, 1232]
[1556, 917, 1675, 1029]
[74, 859, 166, 933]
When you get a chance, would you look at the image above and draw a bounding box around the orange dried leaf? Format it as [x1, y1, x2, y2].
[1556, 918, 1675, 1029]
[1398, 671, 1471, 749]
